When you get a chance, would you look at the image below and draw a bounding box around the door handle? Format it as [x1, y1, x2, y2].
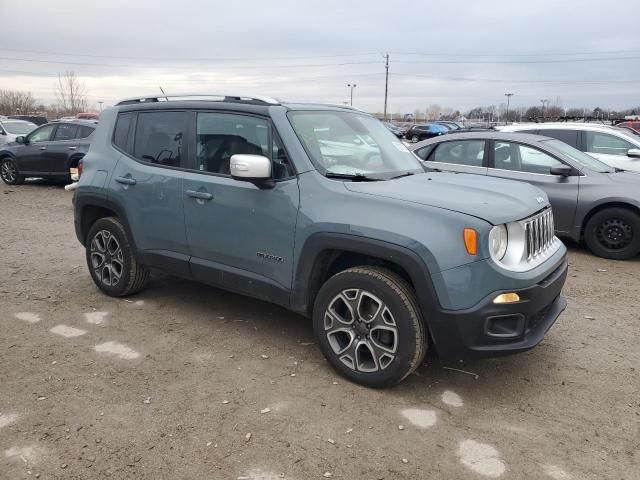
[186, 190, 213, 200]
[68, 146, 77, 150]
[39, 146, 46, 150]
[115, 176, 137, 186]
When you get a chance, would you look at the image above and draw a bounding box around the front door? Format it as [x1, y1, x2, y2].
[182, 111, 299, 302]
[488, 140, 579, 235]
[584, 131, 640, 172]
[20, 124, 56, 174]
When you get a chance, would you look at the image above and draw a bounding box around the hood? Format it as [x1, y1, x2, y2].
[344, 171, 548, 225]
[606, 170, 640, 184]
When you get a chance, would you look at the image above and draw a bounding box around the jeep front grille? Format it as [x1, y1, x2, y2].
[524, 208, 555, 260]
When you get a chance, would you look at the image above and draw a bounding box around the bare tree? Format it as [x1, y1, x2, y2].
[0, 89, 37, 115]
[55, 71, 88, 114]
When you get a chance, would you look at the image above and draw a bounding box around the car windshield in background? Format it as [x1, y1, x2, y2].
[542, 138, 614, 173]
[2, 121, 37, 135]
[288, 111, 424, 179]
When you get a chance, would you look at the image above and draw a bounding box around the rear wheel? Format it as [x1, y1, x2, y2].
[0, 158, 24, 185]
[86, 217, 150, 296]
[584, 207, 640, 260]
[313, 266, 427, 388]
[411, 135, 419, 143]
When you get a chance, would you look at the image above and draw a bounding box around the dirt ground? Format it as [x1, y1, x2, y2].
[0, 181, 638, 480]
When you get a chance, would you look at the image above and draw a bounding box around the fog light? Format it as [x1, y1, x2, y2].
[493, 292, 520, 304]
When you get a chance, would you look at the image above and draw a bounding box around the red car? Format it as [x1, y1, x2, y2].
[618, 121, 640, 134]
[75, 112, 99, 120]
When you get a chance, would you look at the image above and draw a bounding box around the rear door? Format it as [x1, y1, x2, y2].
[44, 123, 79, 174]
[19, 124, 56, 174]
[487, 140, 579, 234]
[421, 139, 488, 175]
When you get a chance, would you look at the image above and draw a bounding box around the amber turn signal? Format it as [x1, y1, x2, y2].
[493, 292, 521, 304]
[463, 228, 477, 255]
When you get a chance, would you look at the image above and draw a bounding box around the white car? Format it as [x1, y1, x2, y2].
[0, 119, 38, 146]
[500, 122, 640, 173]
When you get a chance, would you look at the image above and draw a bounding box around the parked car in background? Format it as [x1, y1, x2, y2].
[76, 112, 100, 120]
[411, 131, 640, 259]
[72, 93, 567, 387]
[0, 119, 38, 146]
[616, 125, 640, 137]
[8, 115, 49, 126]
[434, 121, 462, 131]
[383, 121, 407, 138]
[0, 120, 97, 185]
[404, 123, 449, 142]
[500, 123, 640, 173]
[617, 121, 640, 134]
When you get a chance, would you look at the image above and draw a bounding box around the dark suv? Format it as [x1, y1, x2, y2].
[0, 120, 96, 185]
[405, 123, 449, 143]
[73, 94, 567, 387]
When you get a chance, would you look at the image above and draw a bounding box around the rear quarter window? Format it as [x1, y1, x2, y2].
[113, 113, 133, 151]
[541, 129, 579, 148]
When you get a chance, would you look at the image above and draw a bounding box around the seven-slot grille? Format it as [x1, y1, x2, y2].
[524, 208, 555, 259]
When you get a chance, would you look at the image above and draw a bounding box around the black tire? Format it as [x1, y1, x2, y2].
[312, 266, 427, 388]
[0, 158, 25, 185]
[85, 217, 150, 296]
[584, 207, 640, 260]
[411, 135, 419, 143]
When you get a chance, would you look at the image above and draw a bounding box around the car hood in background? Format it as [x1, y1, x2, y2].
[344, 172, 548, 225]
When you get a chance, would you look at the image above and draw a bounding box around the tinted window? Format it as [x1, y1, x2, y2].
[113, 113, 132, 151]
[76, 125, 95, 139]
[585, 131, 634, 156]
[432, 140, 485, 167]
[541, 129, 579, 148]
[414, 145, 435, 160]
[133, 111, 187, 167]
[196, 112, 268, 175]
[28, 124, 55, 143]
[53, 124, 78, 141]
[493, 142, 559, 174]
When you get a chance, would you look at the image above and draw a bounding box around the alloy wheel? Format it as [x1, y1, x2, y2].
[90, 230, 124, 287]
[1, 160, 17, 183]
[324, 289, 398, 373]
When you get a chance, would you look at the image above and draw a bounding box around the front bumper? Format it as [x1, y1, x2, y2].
[431, 257, 568, 361]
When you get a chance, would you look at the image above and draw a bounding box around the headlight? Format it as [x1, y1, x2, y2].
[488, 225, 508, 261]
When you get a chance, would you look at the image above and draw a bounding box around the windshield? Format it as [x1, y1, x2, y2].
[2, 120, 37, 135]
[542, 139, 614, 173]
[288, 111, 424, 178]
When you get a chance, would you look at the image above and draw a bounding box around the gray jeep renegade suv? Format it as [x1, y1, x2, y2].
[73, 94, 568, 387]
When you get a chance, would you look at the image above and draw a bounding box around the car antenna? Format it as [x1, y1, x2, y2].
[159, 86, 169, 101]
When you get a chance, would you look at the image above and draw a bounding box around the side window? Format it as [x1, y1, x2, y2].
[195, 112, 268, 175]
[493, 142, 559, 174]
[113, 113, 133, 151]
[541, 129, 579, 148]
[272, 133, 294, 179]
[432, 140, 485, 167]
[415, 145, 435, 161]
[53, 124, 78, 141]
[585, 132, 634, 156]
[76, 125, 95, 139]
[28, 124, 55, 143]
[133, 111, 188, 167]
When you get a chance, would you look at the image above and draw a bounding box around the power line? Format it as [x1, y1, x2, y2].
[393, 48, 640, 57]
[394, 56, 640, 65]
[391, 73, 638, 85]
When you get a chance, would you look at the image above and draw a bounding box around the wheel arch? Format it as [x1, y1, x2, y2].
[66, 153, 85, 170]
[580, 201, 640, 239]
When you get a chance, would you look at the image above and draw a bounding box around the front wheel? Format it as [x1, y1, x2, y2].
[0, 158, 24, 185]
[411, 135, 419, 143]
[86, 217, 150, 296]
[313, 267, 427, 388]
[584, 207, 640, 260]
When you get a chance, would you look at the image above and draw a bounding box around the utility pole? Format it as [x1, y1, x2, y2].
[540, 99, 549, 120]
[504, 93, 513, 124]
[383, 53, 389, 121]
[98, 101, 104, 112]
[347, 83, 357, 106]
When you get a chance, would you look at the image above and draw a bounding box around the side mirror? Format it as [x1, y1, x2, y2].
[0, 129, 6, 136]
[550, 164, 572, 177]
[627, 148, 640, 158]
[230, 154, 273, 188]
[15, 136, 25, 144]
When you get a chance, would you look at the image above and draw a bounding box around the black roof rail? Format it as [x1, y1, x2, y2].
[115, 93, 280, 106]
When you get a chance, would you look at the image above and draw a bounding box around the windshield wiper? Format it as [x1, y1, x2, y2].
[325, 172, 382, 182]
[389, 172, 415, 180]
[614, 167, 625, 172]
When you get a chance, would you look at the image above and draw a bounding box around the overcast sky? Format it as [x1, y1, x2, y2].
[1, 0, 639, 114]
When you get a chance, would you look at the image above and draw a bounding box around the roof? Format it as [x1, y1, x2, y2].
[409, 131, 554, 149]
[503, 122, 619, 132]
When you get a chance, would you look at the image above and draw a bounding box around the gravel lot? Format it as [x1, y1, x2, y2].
[1, 181, 638, 480]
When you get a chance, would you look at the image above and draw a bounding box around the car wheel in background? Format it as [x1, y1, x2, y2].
[0, 158, 24, 185]
[86, 217, 150, 296]
[411, 135, 419, 143]
[312, 266, 427, 388]
[584, 207, 640, 260]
